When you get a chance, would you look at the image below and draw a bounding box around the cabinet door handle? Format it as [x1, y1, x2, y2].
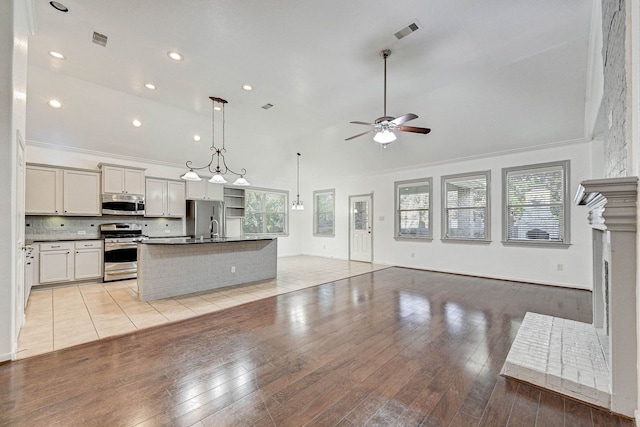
[51, 245, 61, 248]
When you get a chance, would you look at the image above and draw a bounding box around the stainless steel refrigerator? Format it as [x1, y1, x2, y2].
[186, 200, 226, 239]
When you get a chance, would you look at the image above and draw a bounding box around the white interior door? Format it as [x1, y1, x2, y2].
[349, 194, 373, 263]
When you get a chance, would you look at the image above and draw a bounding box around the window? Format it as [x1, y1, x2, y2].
[442, 171, 490, 241]
[243, 188, 288, 235]
[503, 160, 569, 245]
[314, 189, 335, 237]
[395, 178, 432, 239]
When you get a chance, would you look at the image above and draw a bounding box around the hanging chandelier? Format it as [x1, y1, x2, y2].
[291, 152, 304, 210]
[181, 96, 250, 186]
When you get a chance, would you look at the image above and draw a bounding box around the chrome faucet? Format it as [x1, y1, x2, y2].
[209, 219, 220, 238]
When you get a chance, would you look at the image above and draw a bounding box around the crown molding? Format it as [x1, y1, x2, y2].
[26, 139, 184, 169]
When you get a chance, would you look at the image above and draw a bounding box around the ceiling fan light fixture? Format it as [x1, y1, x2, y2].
[181, 169, 202, 181]
[374, 129, 397, 144]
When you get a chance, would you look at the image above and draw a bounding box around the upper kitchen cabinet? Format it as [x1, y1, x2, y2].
[145, 178, 186, 217]
[186, 179, 224, 201]
[26, 165, 63, 214]
[26, 164, 101, 216]
[99, 164, 146, 195]
[63, 170, 101, 215]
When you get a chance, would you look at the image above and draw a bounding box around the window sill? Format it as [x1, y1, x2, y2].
[501, 240, 571, 249]
[313, 233, 335, 238]
[244, 233, 289, 238]
[395, 236, 432, 242]
[440, 238, 491, 245]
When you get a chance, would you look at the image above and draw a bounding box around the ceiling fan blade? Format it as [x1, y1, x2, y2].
[345, 130, 373, 141]
[350, 121, 375, 126]
[398, 125, 431, 135]
[391, 113, 418, 126]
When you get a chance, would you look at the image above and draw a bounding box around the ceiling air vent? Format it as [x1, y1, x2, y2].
[92, 31, 108, 47]
[261, 103, 274, 110]
[394, 21, 421, 40]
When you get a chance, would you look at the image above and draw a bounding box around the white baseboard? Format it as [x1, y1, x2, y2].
[0, 350, 15, 362]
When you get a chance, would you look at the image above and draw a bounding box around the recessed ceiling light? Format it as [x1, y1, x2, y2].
[132, 119, 142, 127]
[193, 135, 201, 142]
[242, 84, 253, 91]
[48, 51, 66, 60]
[49, 1, 69, 12]
[48, 99, 62, 109]
[167, 51, 183, 61]
[144, 83, 156, 90]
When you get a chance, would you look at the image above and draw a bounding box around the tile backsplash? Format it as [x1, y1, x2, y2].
[26, 215, 185, 240]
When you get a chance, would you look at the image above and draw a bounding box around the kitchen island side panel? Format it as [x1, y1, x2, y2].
[138, 239, 277, 301]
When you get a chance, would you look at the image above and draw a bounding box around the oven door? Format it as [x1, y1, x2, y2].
[104, 241, 138, 281]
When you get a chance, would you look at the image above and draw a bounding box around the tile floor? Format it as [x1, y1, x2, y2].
[17, 256, 387, 359]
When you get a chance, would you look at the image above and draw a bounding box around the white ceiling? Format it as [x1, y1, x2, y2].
[26, 0, 595, 180]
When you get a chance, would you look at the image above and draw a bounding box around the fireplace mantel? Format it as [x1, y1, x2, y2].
[576, 176, 638, 416]
[576, 176, 639, 232]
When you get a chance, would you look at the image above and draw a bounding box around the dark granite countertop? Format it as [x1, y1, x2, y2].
[26, 236, 102, 244]
[141, 236, 276, 245]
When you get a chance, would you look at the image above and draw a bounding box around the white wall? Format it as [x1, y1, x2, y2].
[295, 141, 595, 289]
[1, 0, 29, 361]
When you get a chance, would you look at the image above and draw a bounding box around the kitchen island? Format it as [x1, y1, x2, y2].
[137, 237, 277, 301]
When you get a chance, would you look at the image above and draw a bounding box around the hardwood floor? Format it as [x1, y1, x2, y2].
[0, 268, 634, 426]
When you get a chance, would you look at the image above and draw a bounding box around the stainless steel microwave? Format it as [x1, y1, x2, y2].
[101, 193, 145, 215]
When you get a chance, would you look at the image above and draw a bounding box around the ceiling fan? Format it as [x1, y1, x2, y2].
[346, 49, 431, 144]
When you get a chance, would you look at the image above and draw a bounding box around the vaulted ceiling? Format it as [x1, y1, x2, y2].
[26, 0, 595, 180]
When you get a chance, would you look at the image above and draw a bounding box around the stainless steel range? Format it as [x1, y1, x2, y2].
[100, 223, 146, 282]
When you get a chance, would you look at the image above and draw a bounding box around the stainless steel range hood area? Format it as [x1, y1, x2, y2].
[101, 193, 145, 216]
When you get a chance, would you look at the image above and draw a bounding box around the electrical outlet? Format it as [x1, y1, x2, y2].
[231, 266, 236, 273]
[557, 264, 564, 271]
[77, 230, 86, 235]
[411, 253, 415, 258]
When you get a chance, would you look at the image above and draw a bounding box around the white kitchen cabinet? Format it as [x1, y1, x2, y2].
[167, 181, 186, 217]
[186, 179, 224, 201]
[26, 164, 102, 216]
[39, 242, 74, 284]
[63, 170, 101, 215]
[74, 241, 103, 280]
[100, 164, 146, 195]
[25, 165, 63, 214]
[145, 178, 165, 216]
[145, 178, 186, 217]
[37, 240, 103, 285]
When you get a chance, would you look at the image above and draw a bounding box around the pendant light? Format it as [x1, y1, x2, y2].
[181, 97, 250, 186]
[291, 152, 304, 210]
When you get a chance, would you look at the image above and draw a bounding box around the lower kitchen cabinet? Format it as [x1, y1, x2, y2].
[38, 240, 103, 285]
[39, 242, 74, 284]
[73, 241, 103, 280]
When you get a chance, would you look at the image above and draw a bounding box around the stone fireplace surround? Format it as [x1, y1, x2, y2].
[502, 176, 638, 418]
